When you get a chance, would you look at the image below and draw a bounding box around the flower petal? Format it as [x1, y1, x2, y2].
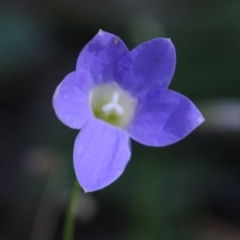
[114, 38, 176, 97]
[53, 71, 92, 129]
[74, 118, 131, 192]
[76, 30, 128, 84]
[128, 88, 204, 146]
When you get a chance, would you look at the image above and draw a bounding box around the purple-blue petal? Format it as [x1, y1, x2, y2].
[114, 38, 176, 97]
[53, 71, 92, 129]
[76, 30, 128, 85]
[73, 117, 131, 192]
[128, 88, 204, 146]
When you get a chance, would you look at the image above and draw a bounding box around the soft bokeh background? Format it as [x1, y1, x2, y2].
[1, 0, 240, 239]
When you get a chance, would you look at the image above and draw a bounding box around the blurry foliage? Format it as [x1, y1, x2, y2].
[0, 0, 240, 240]
[169, 1, 240, 99]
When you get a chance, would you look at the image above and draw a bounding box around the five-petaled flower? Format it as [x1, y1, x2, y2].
[53, 30, 204, 192]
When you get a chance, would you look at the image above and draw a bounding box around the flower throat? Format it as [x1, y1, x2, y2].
[90, 82, 137, 128]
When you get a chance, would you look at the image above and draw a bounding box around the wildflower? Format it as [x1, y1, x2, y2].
[53, 30, 204, 192]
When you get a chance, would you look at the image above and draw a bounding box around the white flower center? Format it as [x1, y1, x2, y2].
[102, 91, 124, 115]
[90, 82, 137, 128]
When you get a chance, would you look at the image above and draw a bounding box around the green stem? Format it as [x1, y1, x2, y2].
[63, 180, 81, 240]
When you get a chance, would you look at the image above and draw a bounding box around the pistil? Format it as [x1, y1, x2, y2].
[102, 92, 124, 115]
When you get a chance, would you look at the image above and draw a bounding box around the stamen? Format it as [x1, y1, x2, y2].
[102, 91, 124, 115]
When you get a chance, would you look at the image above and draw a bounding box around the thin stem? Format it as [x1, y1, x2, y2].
[63, 180, 81, 240]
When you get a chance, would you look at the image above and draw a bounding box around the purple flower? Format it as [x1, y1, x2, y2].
[53, 30, 204, 192]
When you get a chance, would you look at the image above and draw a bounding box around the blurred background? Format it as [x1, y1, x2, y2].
[1, 0, 240, 239]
